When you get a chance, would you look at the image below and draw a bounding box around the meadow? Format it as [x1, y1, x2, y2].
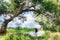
[0, 27, 60, 40]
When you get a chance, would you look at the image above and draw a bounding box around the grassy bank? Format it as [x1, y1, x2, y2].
[0, 28, 60, 40]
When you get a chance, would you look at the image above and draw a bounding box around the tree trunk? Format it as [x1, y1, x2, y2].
[0, 20, 11, 34]
[0, 3, 25, 34]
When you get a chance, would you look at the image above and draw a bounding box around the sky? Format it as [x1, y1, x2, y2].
[0, 11, 41, 28]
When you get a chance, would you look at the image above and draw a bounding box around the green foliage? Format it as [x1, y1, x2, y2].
[39, 19, 60, 32]
[35, 6, 46, 15]
[0, 0, 23, 13]
[53, 18, 60, 25]
[34, 0, 59, 16]
[32, 0, 43, 4]
[41, 0, 58, 13]
[0, 0, 10, 12]
[14, 0, 23, 8]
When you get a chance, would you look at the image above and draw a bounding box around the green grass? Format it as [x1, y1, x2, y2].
[7, 27, 35, 33]
[0, 28, 60, 40]
[0, 28, 46, 40]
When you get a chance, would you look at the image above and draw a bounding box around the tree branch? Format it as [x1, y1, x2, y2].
[5, 2, 25, 21]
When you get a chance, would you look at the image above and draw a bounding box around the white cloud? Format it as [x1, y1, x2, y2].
[3, 11, 41, 29]
[7, 21, 17, 27]
[4, 15, 11, 20]
[13, 17, 23, 24]
[24, 11, 36, 21]
[21, 21, 41, 28]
